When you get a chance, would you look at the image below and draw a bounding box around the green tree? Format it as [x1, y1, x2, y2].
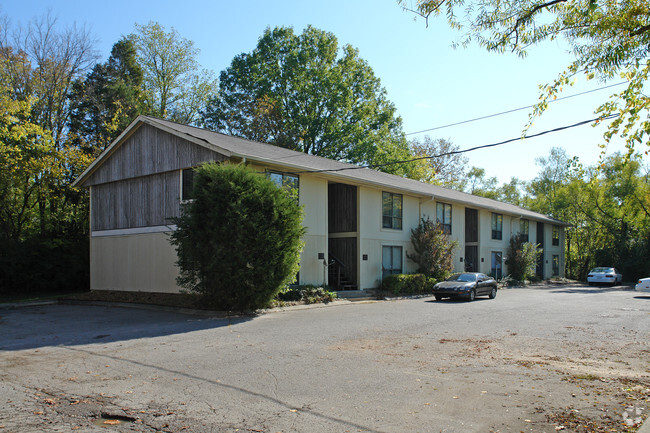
[203, 26, 416, 176]
[402, 0, 650, 156]
[465, 166, 499, 198]
[130, 21, 217, 124]
[505, 235, 541, 282]
[169, 163, 305, 311]
[406, 217, 458, 280]
[69, 37, 145, 154]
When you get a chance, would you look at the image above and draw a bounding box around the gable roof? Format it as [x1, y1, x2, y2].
[74, 115, 569, 226]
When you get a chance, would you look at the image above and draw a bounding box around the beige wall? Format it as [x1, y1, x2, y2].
[298, 175, 329, 286]
[90, 231, 179, 293]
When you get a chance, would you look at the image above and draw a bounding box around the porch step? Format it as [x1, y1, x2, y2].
[336, 290, 378, 300]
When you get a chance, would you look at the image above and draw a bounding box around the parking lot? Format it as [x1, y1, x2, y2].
[1, 284, 649, 432]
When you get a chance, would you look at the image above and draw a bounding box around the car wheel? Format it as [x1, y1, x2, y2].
[488, 287, 497, 299]
[467, 288, 476, 302]
[435, 295, 443, 301]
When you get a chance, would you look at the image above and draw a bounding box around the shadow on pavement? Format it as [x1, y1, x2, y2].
[0, 303, 252, 351]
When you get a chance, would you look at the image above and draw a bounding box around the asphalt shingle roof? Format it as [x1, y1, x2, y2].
[78, 116, 569, 226]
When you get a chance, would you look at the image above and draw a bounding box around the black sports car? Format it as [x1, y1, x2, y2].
[432, 272, 497, 302]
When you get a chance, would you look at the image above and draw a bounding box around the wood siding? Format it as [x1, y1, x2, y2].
[83, 124, 223, 187]
[328, 183, 357, 233]
[91, 171, 180, 231]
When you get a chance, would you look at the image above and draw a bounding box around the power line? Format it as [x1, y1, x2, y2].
[406, 82, 627, 136]
[296, 114, 619, 174]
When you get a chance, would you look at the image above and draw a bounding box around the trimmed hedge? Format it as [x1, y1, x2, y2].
[380, 273, 436, 296]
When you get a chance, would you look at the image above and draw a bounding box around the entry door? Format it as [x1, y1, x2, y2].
[465, 245, 478, 272]
[536, 222, 544, 278]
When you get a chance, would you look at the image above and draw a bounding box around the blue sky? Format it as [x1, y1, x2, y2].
[3, 0, 642, 183]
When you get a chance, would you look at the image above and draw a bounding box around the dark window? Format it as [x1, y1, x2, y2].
[268, 171, 299, 200]
[491, 213, 503, 240]
[382, 246, 402, 278]
[382, 192, 402, 230]
[520, 219, 529, 242]
[552, 255, 560, 276]
[491, 251, 502, 279]
[181, 168, 195, 201]
[552, 225, 560, 246]
[436, 202, 452, 234]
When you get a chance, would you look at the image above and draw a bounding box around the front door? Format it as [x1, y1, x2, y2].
[465, 245, 478, 272]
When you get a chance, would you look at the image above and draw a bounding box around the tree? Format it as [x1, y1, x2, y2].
[130, 21, 217, 124]
[0, 11, 98, 149]
[169, 163, 305, 311]
[406, 217, 458, 280]
[203, 26, 416, 176]
[465, 166, 499, 198]
[504, 235, 541, 282]
[402, 0, 650, 156]
[410, 136, 468, 188]
[69, 37, 145, 154]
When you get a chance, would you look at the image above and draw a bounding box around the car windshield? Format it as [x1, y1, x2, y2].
[446, 273, 477, 282]
[591, 267, 613, 273]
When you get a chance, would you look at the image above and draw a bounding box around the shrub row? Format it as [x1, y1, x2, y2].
[276, 285, 337, 304]
[0, 237, 89, 298]
[380, 273, 436, 296]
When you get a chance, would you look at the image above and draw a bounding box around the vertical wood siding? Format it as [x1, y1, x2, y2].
[84, 124, 223, 186]
[91, 171, 181, 231]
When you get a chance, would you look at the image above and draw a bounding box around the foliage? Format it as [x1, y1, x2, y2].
[410, 136, 468, 188]
[130, 21, 217, 124]
[402, 0, 650, 157]
[504, 235, 541, 282]
[380, 273, 436, 296]
[169, 163, 305, 311]
[0, 237, 88, 296]
[276, 285, 337, 305]
[406, 217, 458, 280]
[525, 148, 650, 280]
[69, 37, 145, 154]
[203, 25, 417, 177]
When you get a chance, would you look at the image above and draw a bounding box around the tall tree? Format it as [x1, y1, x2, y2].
[203, 26, 416, 176]
[130, 21, 217, 124]
[402, 0, 650, 156]
[0, 12, 98, 149]
[69, 37, 145, 154]
[410, 136, 468, 188]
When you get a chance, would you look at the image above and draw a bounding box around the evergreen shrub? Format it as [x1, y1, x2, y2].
[169, 163, 305, 311]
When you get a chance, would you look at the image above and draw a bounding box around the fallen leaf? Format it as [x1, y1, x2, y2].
[33, 411, 44, 415]
[290, 409, 298, 412]
[43, 398, 56, 405]
[70, 400, 80, 405]
[103, 420, 120, 425]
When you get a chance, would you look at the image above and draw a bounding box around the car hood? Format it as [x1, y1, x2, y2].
[435, 281, 474, 289]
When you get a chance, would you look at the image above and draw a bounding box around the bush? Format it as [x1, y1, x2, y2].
[276, 285, 337, 304]
[169, 163, 305, 311]
[0, 237, 89, 298]
[504, 235, 541, 282]
[381, 273, 436, 296]
[406, 218, 458, 280]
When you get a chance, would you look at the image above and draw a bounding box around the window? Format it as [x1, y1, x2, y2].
[520, 219, 529, 242]
[382, 246, 402, 278]
[268, 171, 299, 191]
[552, 225, 560, 246]
[181, 168, 195, 201]
[436, 202, 452, 234]
[382, 192, 402, 230]
[491, 213, 503, 240]
[552, 255, 560, 276]
[491, 251, 503, 280]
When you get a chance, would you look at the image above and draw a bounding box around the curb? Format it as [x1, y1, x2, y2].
[638, 418, 650, 433]
[0, 300, 57, 309]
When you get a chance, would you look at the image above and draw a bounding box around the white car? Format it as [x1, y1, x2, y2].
[587, 267, 622, 286]
[636, 277, 650, 293]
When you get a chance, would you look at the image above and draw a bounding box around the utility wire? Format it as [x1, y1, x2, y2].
[295, 114, 619, 174]
[406, 82, 627, 136]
